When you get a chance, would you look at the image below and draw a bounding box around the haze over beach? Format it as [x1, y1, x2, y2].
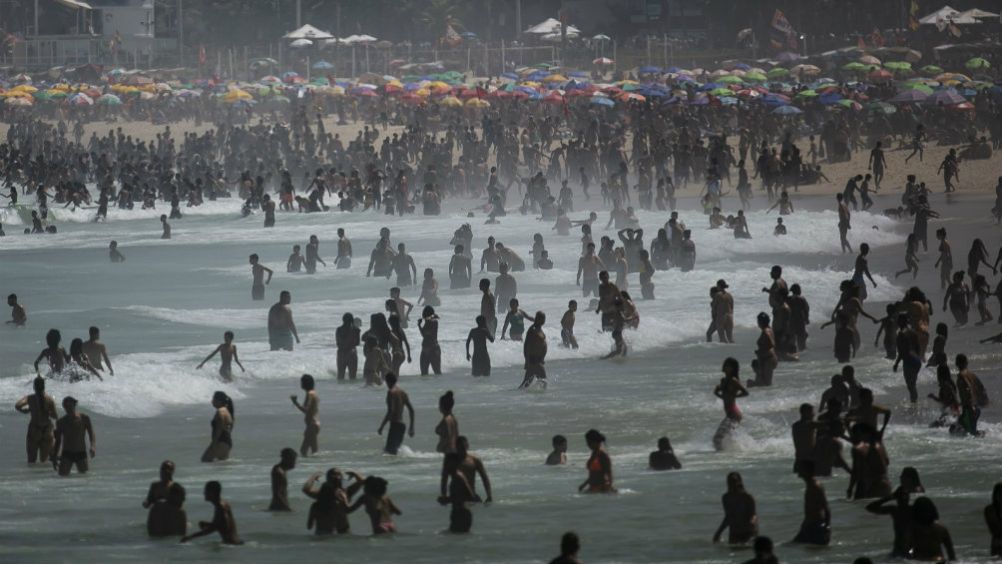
[1, 1, 1002, 563]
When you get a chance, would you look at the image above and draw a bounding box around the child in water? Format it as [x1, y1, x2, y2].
[546, 435, 567, 465]
[500, 299, 531, 341]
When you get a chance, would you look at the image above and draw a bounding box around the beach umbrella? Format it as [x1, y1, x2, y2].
[902, 83, 934, 94]
[926, 89, 965, 106]
[866, 101, 896, 114]
[68, 93, 93, 105]
[836, 99, 862, 110]
[638, 65, 661, 74]
[767, 68, 789, 79]
[744, 71, 767, 82]
[466, 98, 490, 108]
[948, 102, 975, 111]
[590, 96, 615, 107]
[718, 96, 739, 105]
[97, 94, 122, 105]
[889, 89, 928, 103]
[717, 75, 743, 84]
[859, 55, 881, 65]
[708, 87, 733, 97]
[289, 38, 313, 48]
[762, 93, 791, 106]
[884, 61, 912, 72]
[543, 74, 568, 83]
[772, 105, 802, 115]
[935, 73, 970, 83]
[791, 64, 820, 76]
[843, 62, 867, 71]
[966, 57, 990, 71]
[440, 96, 462, 107]
[869, 69, 893, 81]
[592, 57, 614, 66]
[593, 34, 611, 41]
[794, 89, 818, 98]
[819, 92, 843, 104]
[6, 97, 33, 106]
[919, 65, 943, 75]
[312, 60, 335, 70]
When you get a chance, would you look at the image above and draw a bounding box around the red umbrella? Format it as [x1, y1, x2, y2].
[459, 88, 479, 99]
[543, 92, 565, 104]
[949, 102, 975, 111]
[868, 69, 892, 80]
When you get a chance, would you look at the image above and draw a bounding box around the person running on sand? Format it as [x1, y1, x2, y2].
[578, 429, 615, 494]
[291, 374, 319, 457]
[180, 481, 242, 545]
[378, 373, 415, 455]
[52, 396, 96, 476]
[201, 391, 234, 463]
[15, 376, 58, 463]
[196, 331, 245, 381]
[269, 448, 297, 511]
[712, 472, 758, 545]
[714, 358, 749, 450]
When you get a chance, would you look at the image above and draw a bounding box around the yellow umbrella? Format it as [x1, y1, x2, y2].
[543, 74, 567, 83]
[521, 81, 541, 88]
[223, 89, 252, 102]
[465, 98, 490, 108]
[440, 96, 462, 107]
[414, 88, 431, 98]
[11, 84, 38, 93]
[2, 90, 32, 98]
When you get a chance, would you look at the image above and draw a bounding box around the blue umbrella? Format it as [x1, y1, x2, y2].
[639, 65, 661, 74]
[312, 60, 335, 70]
[639, 88, 667, 98]
[699, 82, 724, 91]
[719, 96, 739, 105]
[926, 89, 965, 106]
[762, 94, 790, 106]
[666, 66, 682, 73]
[501, 72, 519, 80]
[568, 71, 589, 78]
[590, 96, 615, 107]
[690, 95, 710, 106]
[772, 105, 802, 115]
[819, 92, 843, 105]
[734, 63, 751, 71]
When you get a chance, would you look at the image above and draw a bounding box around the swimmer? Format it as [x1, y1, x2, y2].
[712, 472, 758, 544]
[909, 497, 956, 562]
[33, 328, 68, 376]
[649, 437, 682, 470]
[249, 253, 273, 301]
[465, 316, 494, 377]
[377, 373, 415, 455]
[894, 234, 920, 280]
[576, 243, 606, 298]
[147, 483, 187, 538]
[180, 481, 242, 545]
[82, 327, 113, 375]
[389, 287, 414, 328]
[479, 278, 498, 338]
[500, 298, 531, 341]
[550, 532, 582, 564]
[303, 469, 355, 535]
[160, 214, 170, 239]
[392, 243, 417, 287]
[417, 268, 441, 307]
[347, 476, 401, 535]
[290, 374, 319, 457]
[892, 314, 922, 402]
[335, 228, 352, 269]
[942, 271, 970, 326]
[560, 300, 579, 349]
[67, 338, 103, 381]
[439, 453, 476, 534]
[362, 336, 390, 387]
[449, 245, 472, 289]
[791, 403, 817, 475]
[773, 217, 786, 236]
[200, 391, 234, 463]
[865, 467, 925, 557]
[520, 311, 548, 389]
[286, 244, 304, 273]
[15, 376, 59, 463]
[546, 435, 568, 465]
[578, 429, 615, 493]
[305, 234, 327, 274]
[143, 460, 176, 509]
[267, 291, 300, 351]
[52, 396, 96, 476]
[196, 331, 245, 382]
[441, 436, 493, 503]
[435, 391, 459, 454]
[7, 293, 27, 326]
[713, 357, 749, 450]
[417, 306, 442, 375]
[852, 243, 877, 302]
[269, 448, 298, 511]
[335, 313, 360, 380]
[108, 240, 125, 263]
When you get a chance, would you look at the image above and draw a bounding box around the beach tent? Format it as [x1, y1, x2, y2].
[284, 24, 334, 40]
[918, 6, 979, 27]
[525, 18, 581, 36]
[342, 34, 378, 45]
[957, 8, 999, 20]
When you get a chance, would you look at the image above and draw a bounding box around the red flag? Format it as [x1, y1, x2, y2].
[857, 36, 866, 49]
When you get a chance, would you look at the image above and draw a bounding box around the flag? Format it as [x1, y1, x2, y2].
[908, 0, 920, 30]
[443, 24, 461, 47]
[198, 45, 206, 66]
[770, 10, 797, 51]
[857, 36, 866, 49]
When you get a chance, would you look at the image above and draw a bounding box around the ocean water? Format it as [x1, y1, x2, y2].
[0, 196, 997, 563]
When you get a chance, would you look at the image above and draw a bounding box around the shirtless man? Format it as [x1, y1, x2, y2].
[791, 403, 817, 475]
[291, 374, 319, 457]
[52, 396, 96, 476]
[762, 265, 787, 311]
[180, 481, 242, 545]
[480, 236, 499, 273]
[335, 313, 360, 380]
[389, 287, 413, 329]
[479, 279, 498, 338]
[335, 228, 353, 269]
[377, 373, 415, 455]
[392, 244, 418, 287]
[560, 300, 579, 349]
[82, 327, 113, 375]
[576, 243, 606, 298]
[449, 245, 472, 289]
[441, 436, 493, 503]
[109, 241, 125, 263]
[268, 291, 300, 351]
[15, 376, 59, 463]
[595, 271, 621, 332]
[852, 243, 878, 302]
[836, 193, 852, 254]
[520, 312, 548, 389]
[305, 235, 327, 274]
[494, 263, 517, 315]
[197, 331, 245, 381]
[713, 279, 735, 343]
[7, 293, 26, 326]
[249, 254, 273, 301]
[792, 460, 831, 545]
[269, 448, 297, 511]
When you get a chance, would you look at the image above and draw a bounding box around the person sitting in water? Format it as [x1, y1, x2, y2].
[546, 435, 567, 465]
[773, 218, 787, 236]
[180, 481, 242, 545]
[648, 437, 682, 470]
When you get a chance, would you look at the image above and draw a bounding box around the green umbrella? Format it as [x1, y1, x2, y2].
[836, 99, 861, 109]
[767, 67, 789, 78]
[622, 82, 641, 91]
[842, 62, 866, 71]
[866, 101, 896, 114]
[744, 71, 767, 82]
[920, 65, 943, 75]
[718, 75, 743, 84]
[902, 83, 934, 94]
[48, 90, 68, 99]
[709, 87, 733, 96]
[884, 61, 911, 71]
[32, 91, 53, 101]
[795, 89, 818, 97]
[966, 57, 990, 70]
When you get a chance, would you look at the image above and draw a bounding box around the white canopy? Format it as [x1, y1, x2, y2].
[284, 24, 334, 40]
[341, 34, 378, 45]
[289, 38, 313, 48]
[524, 18, 581, 36]
[958, 8, 999, 19]
[918, 6, 979, 25]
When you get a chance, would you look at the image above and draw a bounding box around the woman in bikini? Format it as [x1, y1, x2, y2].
[201, 391, 234, 462]
[714, 357, 750, 451]
[578, 429, 615, 494]
[347, 476, 401, 535]
[747, 313, 778, 387]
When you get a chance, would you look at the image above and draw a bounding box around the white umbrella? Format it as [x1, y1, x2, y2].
[290, 38, 313, 48]
[284, 24, 333, 40]
[342, 34, 378, 45]
[525, 18, 580, 35]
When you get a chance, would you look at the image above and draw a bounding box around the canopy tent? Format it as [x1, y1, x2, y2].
[283, 24, 334, 40]
[341, 34, 378, 45]
[524, 18, 581, 36]
[918, 6, 979, 26]
[957, 8, 1000, 20]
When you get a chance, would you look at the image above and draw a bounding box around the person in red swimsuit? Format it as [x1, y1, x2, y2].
[578, 429, 615, 494]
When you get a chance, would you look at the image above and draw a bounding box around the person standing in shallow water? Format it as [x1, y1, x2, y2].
[578, 429, 614, 493]
[180, 481, 242, 545]
[268, 291, 300, 351]
[714, 357, 749, 450]
[269, 448, 297, 511]
[520, 311, 548, 389]
[196, 331, 245, 382]
[712, 471, 758, 544]
[792, 460, 831, 546]
[378, 373, 415, 455]
[249, 253, 273, 301]
[52, 396, 96, 476]
[15, 376, 59, 463]
[201, 391, 234, 463]
[466, 315, 494, 377]
[290, 374, 319, 457]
